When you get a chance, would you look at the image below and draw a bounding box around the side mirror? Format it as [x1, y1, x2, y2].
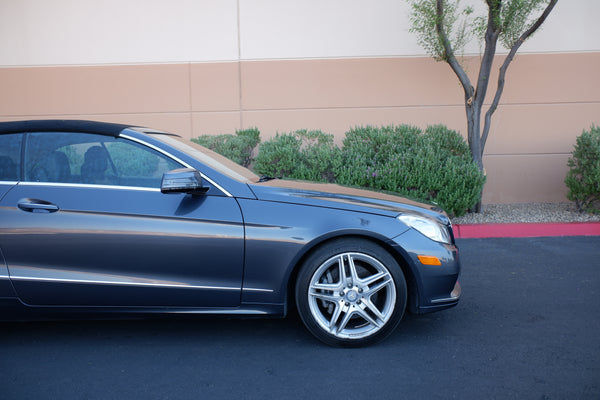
[161, 168, 209, 195]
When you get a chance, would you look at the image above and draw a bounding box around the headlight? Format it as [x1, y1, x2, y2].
[397, 214, 451, 244]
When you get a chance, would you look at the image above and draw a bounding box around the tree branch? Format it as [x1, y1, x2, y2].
[473, 3, 500, 110]
[435, 0, 474, 100]
[480, 0, 559, 155]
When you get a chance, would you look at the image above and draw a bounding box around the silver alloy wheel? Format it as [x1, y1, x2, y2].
[307, 252, 397, 340]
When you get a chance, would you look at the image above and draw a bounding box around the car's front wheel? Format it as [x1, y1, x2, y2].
[295, 238, 407, 347]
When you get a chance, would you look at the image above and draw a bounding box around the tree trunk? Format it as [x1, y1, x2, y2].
[430, 0, 559, 215]
[467, 104, 484, 212]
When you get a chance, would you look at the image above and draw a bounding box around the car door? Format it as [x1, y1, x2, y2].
[0, 131, 244, 307]
[0, 133, 23, 298]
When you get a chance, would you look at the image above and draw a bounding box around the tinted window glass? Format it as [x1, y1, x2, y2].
[0, 133, 23, 181]
[25, 132, 182, 188]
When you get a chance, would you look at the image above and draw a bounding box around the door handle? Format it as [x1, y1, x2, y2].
[17, 198, 59, 213]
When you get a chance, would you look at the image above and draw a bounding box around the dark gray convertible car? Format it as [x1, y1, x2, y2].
[0, 120, 460, 346]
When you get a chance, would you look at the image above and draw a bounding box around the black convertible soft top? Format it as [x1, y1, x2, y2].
[0, 120, 134, 137]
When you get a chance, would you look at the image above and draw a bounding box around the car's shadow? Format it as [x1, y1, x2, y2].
[0, 308, 454, 349]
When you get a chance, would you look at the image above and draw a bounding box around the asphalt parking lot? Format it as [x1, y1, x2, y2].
[1, 236, 599, 400]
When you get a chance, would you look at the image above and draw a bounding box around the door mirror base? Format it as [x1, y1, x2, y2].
[161, 168, 209, 195]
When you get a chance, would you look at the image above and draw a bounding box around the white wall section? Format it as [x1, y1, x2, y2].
[1, 0, 598, 66]
[239, 0, 600, 59]
[238, 0, 415, 59]
[0, 0, 239, 66]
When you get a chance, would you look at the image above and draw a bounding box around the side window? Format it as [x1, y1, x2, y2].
[0, 134, 23, 181]
[24, 132, 182, 188]
[104, 141, 181, 186]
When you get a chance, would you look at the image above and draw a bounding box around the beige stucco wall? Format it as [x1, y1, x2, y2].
[1, 1, 599, 204]
[2, 53, 599, 203]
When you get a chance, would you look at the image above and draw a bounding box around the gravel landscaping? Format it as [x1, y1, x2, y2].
[452, 202, 600, 225]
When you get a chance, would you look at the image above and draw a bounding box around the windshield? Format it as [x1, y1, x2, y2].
[148, 133, 260, 183]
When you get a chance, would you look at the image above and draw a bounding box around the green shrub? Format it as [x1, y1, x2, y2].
[565, 125, 600, 213]
[192, 128, 260, 167]
[336, 125, 485, 217]
[335, 125, 420, 187]
[191, 124, 485, 217]
[253, 130, 342, 183]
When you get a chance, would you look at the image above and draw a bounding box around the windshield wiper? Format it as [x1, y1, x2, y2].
[258, 175, 278, 182]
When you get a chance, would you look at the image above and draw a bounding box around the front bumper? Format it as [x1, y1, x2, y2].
[390, 229, 461, 314]
[418, 280, 461, 313]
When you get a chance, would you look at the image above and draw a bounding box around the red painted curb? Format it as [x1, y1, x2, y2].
[453, 222, 600, 239]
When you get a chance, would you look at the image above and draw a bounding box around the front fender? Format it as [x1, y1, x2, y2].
[237, 199, 408, 306]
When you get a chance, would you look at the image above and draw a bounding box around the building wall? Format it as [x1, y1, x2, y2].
[2, 0, 599, 203]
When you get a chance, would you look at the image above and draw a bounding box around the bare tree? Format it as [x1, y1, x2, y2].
[409, 0, 558, 211]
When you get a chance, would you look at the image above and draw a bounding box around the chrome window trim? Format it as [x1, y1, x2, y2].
[120, 133, 233, 197]
[0, 181, 18, 185]
[120, 133, 191, 167]
[19, 181, 160, 192]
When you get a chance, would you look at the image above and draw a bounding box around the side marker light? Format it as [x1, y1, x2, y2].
[418, 255, 442, 266]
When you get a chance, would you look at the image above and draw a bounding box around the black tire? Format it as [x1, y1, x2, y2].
[295, 238, 407, 347]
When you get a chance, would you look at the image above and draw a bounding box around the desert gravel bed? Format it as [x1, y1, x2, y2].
[451, 202, 600, 225]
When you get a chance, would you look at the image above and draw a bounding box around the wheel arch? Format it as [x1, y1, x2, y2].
[284, 232, 419, 315]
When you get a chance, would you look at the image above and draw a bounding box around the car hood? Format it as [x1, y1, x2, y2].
[248, 180, 450, 225]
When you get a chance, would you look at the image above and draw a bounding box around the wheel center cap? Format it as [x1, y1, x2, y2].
[346, 290, 358, 302]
